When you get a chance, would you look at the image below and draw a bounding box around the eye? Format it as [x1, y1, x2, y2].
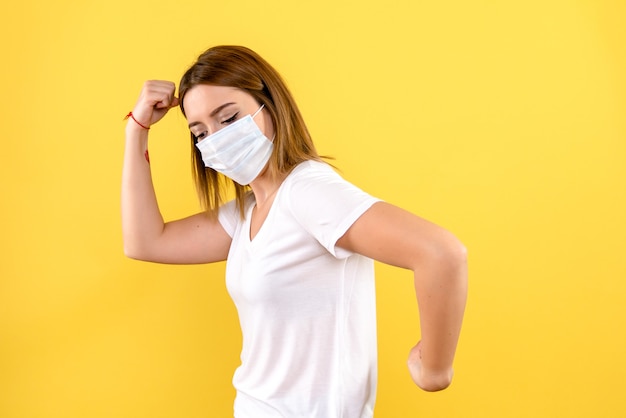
[194, 131, 208, 141]
[221, 112, 239, 125]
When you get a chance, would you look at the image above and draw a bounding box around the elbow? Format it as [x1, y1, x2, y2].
[123, 245, 140, 261]
[123, 241, 149, 261]
[408, 232, 468, 280]
[122, 228, 159, 261]
[434, 233, 468, 273]
[414, 233, 468, 292]
[451, 239, 468, 271]
[442, 238, 468, 293]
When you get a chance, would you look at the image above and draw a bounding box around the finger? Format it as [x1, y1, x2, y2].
[153, 92, 177, 109]
[154, 95, 179, 110]
[143, 80, 176, 107]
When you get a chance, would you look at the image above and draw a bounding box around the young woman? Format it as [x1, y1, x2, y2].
[122, 45, 467, 418]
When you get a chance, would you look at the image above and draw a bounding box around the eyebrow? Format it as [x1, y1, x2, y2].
[188, 102, 236, 129]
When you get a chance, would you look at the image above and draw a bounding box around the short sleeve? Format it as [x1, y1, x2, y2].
[217, 199, 239, 238]
[284, 161, 381, 259]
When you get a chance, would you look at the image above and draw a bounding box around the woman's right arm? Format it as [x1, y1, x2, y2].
[121, 80, 232, 264]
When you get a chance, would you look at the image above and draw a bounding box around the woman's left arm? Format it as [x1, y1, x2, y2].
[337, 201, 468, 392]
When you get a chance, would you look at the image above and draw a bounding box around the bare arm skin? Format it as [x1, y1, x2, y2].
[337, 201, 468, 392]
[121, 81, 232, 264]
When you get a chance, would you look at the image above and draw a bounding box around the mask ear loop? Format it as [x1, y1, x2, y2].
[251, 103, 274, 141]
[252, 104, 265, 118]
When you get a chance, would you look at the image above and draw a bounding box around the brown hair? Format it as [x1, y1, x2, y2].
[179, 45, 321, 218]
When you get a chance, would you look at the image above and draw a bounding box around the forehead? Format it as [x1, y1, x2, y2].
[183, 85, 249, 116]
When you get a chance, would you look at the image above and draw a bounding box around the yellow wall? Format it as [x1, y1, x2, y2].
[1, 1, 625, 417]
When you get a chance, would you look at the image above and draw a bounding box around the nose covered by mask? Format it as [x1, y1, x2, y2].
[195, 104, 273, 185]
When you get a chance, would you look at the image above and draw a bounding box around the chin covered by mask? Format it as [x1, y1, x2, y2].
[195, 105, 273, 185]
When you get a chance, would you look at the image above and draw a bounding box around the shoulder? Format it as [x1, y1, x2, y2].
[288, 159, 337, 180]
[283, 160, 350, 192]
[280, 159, 380, 221]
[279, 160, 382, 258]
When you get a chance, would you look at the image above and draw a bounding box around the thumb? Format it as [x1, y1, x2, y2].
[155, 95, 179, 110]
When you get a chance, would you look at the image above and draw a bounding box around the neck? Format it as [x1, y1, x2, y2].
[248, 169, 286, 207]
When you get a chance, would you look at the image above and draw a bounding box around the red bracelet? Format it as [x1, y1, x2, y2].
[124, 111, 150, 130]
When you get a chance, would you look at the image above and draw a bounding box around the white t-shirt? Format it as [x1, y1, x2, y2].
[218, 160, 381, 418]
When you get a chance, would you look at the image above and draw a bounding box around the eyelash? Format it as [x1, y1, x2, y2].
[222, 112, 239, 125]
[194, 112, 240, 140]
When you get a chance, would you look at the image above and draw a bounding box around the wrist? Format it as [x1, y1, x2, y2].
[125, 120, 150, 155]
[125, 111, 150, 130]
[125, 119, 150, 137]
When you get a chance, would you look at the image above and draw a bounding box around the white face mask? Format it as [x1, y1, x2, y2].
[195, 105, 273, 185]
